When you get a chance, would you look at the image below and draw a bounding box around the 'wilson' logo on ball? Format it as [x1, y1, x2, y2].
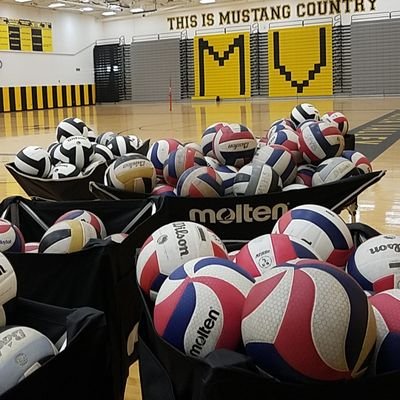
[369, 243, 400, 254]
[189, 308, 220, 357]
[173, 222, 190, 257]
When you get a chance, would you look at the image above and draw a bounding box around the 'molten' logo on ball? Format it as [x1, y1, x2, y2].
[189, 308, 220, 357]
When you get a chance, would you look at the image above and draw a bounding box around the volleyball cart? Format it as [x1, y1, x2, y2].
[0, 196, 155, 400]
[1, 297, 110, 400]
[135, 215, 399, 400]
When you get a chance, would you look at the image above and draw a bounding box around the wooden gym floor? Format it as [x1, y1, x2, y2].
[0, 96, 399, 399]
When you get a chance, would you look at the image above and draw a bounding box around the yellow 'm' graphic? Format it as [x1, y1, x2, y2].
[193, 32, 251, 99]
[269, 25, 332, 97]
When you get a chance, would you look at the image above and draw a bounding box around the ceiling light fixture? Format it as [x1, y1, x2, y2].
[15, 0, 32, 3]
[130, 7, 144, 13]
[80, 6, 94, 11]
[200, 0, 216, 4]
[102, 10, 116, 16]
[48, 2, 66, 8]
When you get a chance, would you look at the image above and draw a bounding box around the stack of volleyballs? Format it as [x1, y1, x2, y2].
[0, 255, 59, 396]
[137, 207, 400, 383]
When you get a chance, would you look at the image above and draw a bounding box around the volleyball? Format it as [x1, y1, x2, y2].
[342, 150, 373, 174]
[126, 134, 143, 149]
[241, 262, 376, 382]
[48, 143, 63, 165]
[253, 144, 297, 186]
[204, 156, 220, 168]
[272, 204, 354, 268]
[295, 164, 317, 186]
[151, 184, 176, 196]
[0, 252, 17, 305]
[298, 121, 345, 164]
[58, 135, 94, 170]
[38, 220, 98, 254]
[0, 326, 58, 396]
[96, 131, 117, 146]
[212, 123, 257, 167]
[106, 153, 156, 193]
[322, 111, 349, 135]
[56, 117, 89, 143]
[163, 147, 207, 187]
[212, 163, 237, 196]
[234, 233, 321, 278]
[201, 122, 228, 157]
[233, 163, 282, 196]
[267, 128, 301, 164]
[51, 163, 81, 179]
[14, 146, 52, 178]
[267, 118, 296, 138]
[369, 289, 400, 375]
[153, 257, 254, 357]
[176, 166, 224, 198]
[346, 234, 400, 292]
[312, 156, 360, 186]
[25, 242, 40, 253]
[107, 135, 140, 158]
[91, 143, 114, 164]
[290, 103, 320, 127]
[147, 138, 183, 178]
[184, 142, 202, 153]
[136, 221, 228, 300]
[0, 219, 25, 253]
[55, 209, 107, 239]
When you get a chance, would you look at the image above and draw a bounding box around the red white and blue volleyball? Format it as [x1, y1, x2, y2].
[272, 204, 354, 268]
[154, 256, 254, 357]
[322, 111, 349, 136]
[136, 221, 228, 300]
[295, 164, 317, 186]
[342, 150, 373, 174]
[176, 166, 224, 197]
[252, 144, 297, 186]
[234, 233, 321, 278]
[163, 147, 206, 187]
[346, 234, 400, 292]
[151, 183, 176, 197]
[147, 138, 183, 178]
[267, 128, 301, 165]
[211, 163, 237, 196]
[241, 262, 377, 383]
[267, 118, 296, 138]
[298, 121, 345, 164]
[201, 122, 229, 158]
[55, 209, 107, 239]
[369, 289, 400, 375]
[212, 123, 257, 168]
[0, 218, 25, 253]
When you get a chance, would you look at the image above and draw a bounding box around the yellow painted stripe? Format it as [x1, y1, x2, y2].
[83, 84, 89, 105]
[66, 85, 72, 106]
[74, 84, 81, 106]
[2, 88, 10, 112]
[47, 85, 53, 108]
[37, 86, 44, 109]
[57, 86, 63, 108]
[91, 84, 96, 104]
[14, 87, 22, 111]
[26, 86, 33, 110]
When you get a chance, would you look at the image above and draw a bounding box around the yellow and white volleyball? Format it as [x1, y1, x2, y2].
[105, 153, 156, 193]
[38, 220, 98, 254]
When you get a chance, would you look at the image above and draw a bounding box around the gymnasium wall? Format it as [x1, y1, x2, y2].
[130, 39, 181, 101]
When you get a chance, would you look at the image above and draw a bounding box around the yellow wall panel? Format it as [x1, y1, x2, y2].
[20, 26, 32, 51]
[194, 32, 251, 99]
[269, 25, 332, 97]
[0, 24, 9, 50]
[26, 87, 33, 110]
[14, 87, 22, 111]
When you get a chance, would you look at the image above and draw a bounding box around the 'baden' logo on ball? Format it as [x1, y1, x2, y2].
[189, 203, 288, 224]
[189, 308, 220, 357]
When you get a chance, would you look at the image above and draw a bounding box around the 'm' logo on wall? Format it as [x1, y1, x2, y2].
[194, 32, 250, 99]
